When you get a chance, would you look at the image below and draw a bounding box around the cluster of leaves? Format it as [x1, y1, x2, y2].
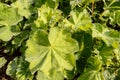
[0, 0, 120, 80]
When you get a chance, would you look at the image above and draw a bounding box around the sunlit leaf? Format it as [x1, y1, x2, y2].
[34, 4, 62, 28]
[25, 27, 79, 78]
[0, 3, 22, 41]
[36, 68, 64, 80]
[92, 23, 120, 46]
[0, 3, 22, 26]
[11, 0, 31, 18]
[64, 9, 92, 31]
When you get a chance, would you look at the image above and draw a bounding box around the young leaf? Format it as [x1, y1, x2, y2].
[63, 9, 92, 31]
[34, 4, 62, 28]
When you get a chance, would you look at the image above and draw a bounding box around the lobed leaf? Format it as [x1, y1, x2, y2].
[6, 57, 33, 80]
[92, 23, 120, 46]
[25, 27, 79, 79]
[63, 9, 92, 31]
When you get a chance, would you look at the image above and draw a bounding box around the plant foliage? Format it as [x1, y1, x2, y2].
[0, 0, 120, 80]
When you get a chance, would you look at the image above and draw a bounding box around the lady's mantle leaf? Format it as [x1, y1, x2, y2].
[11, 0, 31, 18]
[0, 3, 22, 41]
[34, 4, 62, 28]
[6, 57, 33, 80]
[78, 56, 105, 80]
[63, 9, 92, 31]
[25, 27, 79, 77]
[0, 3, 22, 26]
[36, 69, 64, 80]
[77, 70, 104, 80]
[92, 23, 120, 46]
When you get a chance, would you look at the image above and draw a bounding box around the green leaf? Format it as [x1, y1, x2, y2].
[78, 70, 104, 80]
[46, 0, 59, 9]
[86, 56, 102, 71]
[36, 68, 64, 80]
[11, 0, 31, 18]
[107, 1, 120, 11]
[99, 45, 114, 65]
[0, 57, 6, 68]
[0, 3, 22, 26]
[36, 71, 51, 80]
[12, 30, 29, 47]
[6, 57, 33, 80]
[72, 31, 92, 75]
[92, 23, 120, 46]
[0, 25, 20, 41]
[113, 47, 120, 62]
[70, 0, 96, 9]
[115, 10, 120, 25]
[25, 27, 79, 78]
[70, 0, 81, 9]
[34, 4, 62, 28]
[78, 56, 104, 80]
[63, 9, 92, 31]
[110, 10, 120, 25]
[0, 3, 22, 41]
